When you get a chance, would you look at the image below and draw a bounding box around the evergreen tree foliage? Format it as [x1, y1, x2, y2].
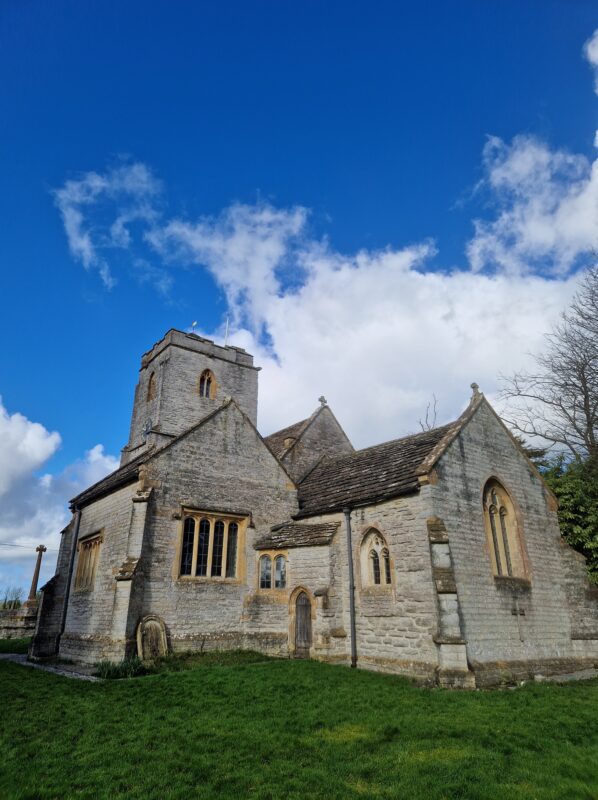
[543, 456, 598, 582]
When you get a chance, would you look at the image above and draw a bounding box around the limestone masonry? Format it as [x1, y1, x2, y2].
[31, 329, 598, 686]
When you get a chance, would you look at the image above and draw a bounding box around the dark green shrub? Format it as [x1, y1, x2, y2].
[95, 656, 147, 679]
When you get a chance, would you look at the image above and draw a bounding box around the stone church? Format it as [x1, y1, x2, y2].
[32, 329, 598, 686]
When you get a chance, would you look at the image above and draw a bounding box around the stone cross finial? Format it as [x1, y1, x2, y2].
[318, 395, 327, 406]
[470, 382, 480, 398]
[25, 544, 47, 606]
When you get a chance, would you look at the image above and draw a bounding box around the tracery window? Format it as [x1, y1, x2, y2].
[74, 533, 102, 590]
[258, 552, 287, 589]
[179, 512, 243, 579]
[199, 369, 216, 399]
[483, 480, 525, 578]
[360, 529, 392, 587]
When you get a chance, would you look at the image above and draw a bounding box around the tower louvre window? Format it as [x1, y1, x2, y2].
[199, 369, 216, 399]
[147, 372, 156, 401]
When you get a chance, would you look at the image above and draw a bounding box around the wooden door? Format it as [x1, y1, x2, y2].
[295, 592, 312, 658]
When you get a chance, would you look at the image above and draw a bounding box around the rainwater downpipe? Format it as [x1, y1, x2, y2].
[343, 507, 358, 668]
[59, 507, 82, 644]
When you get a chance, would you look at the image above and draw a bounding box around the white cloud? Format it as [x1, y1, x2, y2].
[0, 398, 61, 496]
[584, 28, 598, 94]
[172, 209, 578, 446]
[147, 203, 308, 334]
[467, 135, 598, 275]
[53, 162, 162, 288]
[0, 397, 118, 595]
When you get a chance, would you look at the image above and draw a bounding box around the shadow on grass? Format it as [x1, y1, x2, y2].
[95, 649, 277, 678]
[0, 637, 30, 654]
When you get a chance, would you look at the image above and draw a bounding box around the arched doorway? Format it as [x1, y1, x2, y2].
[294, 591, 312, 658]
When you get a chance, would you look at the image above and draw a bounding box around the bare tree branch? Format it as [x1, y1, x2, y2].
[500, 263, 598, 461]
[419, 394, 438, 432]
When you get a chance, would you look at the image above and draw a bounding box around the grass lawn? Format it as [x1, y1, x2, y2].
[0, 637, 30, 654]
[1, 658, 597, 800]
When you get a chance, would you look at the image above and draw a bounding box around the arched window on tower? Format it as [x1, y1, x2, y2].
[147, 372, 156, 402]
[199, 369, 216, 399]
[360, 529, 393, 587]
[483, 479, 525, 578]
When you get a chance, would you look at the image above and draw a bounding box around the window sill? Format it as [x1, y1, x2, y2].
[493, 575, 531, 592]
[361, 585, 393, 596]
[176, 576, 241, 585]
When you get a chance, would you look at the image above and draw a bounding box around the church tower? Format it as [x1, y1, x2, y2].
[121, 329, 259, 465]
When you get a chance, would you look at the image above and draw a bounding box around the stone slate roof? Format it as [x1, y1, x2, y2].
[296, 423, 455, 517]
[71, 451, 147, 508]
[263, 416, 313, 459]
[70, 401, 235, 509]
[255, 521, 340, 550]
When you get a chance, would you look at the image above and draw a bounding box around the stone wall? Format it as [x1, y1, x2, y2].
[430, 400, 598, 685]
[123, 330, 259, 465]
[300, 495, 441, 682]
[0, 605, 38, 639]
[59, 483, 140, 663]
[281, 406, 354, 483]
[136, 401, 298, 655]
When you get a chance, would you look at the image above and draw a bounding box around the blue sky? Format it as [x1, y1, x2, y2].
[1, 1, 598, 589]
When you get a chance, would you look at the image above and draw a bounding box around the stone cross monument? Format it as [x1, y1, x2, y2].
[25, 545, 47, 607]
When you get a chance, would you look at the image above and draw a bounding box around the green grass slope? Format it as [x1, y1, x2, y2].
[1, 659, 597, 800]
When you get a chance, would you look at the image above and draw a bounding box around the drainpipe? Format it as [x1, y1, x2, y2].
[59, 507, 82, 645]
[343, 507, 357, 668]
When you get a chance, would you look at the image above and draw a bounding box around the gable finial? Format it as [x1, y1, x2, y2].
[318, 395, 327, 406]
[470, 382, 480, 399]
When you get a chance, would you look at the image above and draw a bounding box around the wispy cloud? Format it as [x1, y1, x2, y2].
[466, 134, 598, 275]
[146, 203, 308, 334]
[584, 28, 598, 95]
[53, 162, 162, 288]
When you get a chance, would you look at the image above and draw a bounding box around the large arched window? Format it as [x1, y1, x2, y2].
[483, 480, 525, 578]
[360, 529, 392, 587]
[199, 369, 216, 399]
